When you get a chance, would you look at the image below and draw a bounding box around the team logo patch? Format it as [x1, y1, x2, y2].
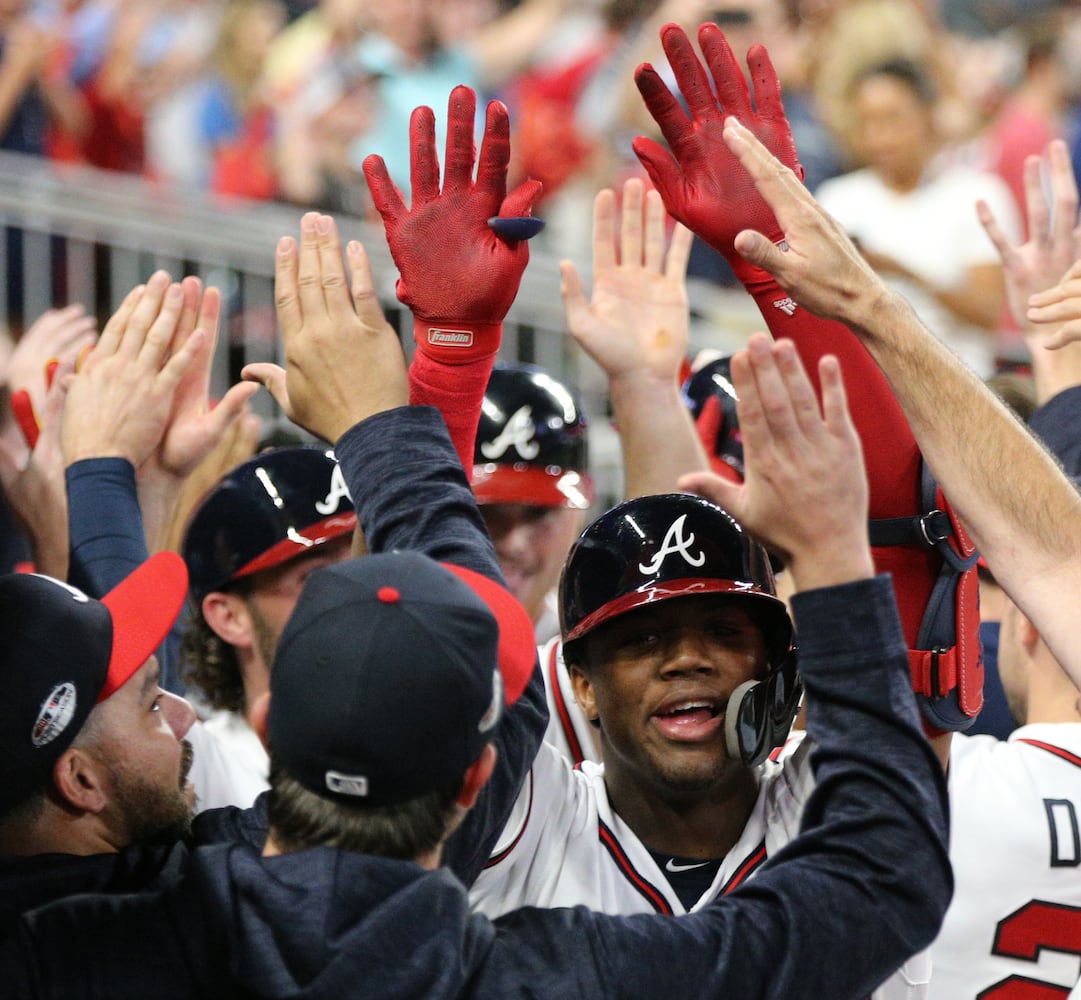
[325, 771, 369, 797]
[639, 515, 706, 574]
[481, 406, 539, 461]
[428, 328, 474, 348]
[32, 682, 78, 748]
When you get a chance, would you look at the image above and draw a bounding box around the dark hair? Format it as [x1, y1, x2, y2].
[854, 58, 937, 106]
[266, 756, 463, 859]
[179, 595, 248, 714]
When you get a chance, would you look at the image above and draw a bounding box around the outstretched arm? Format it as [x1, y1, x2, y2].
[633, 23, 979, 735]
[244, 213, 547, 882]
[560, 177, 704, 497]
[718, 116, 1081, 689]
[362, 86, 543, 474]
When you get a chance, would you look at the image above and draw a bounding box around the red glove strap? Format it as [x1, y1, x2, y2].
[409, 344, 500, 477]
[413, 318, 503, 366]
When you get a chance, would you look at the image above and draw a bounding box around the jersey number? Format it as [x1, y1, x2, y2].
[977, 900, 1081, 998]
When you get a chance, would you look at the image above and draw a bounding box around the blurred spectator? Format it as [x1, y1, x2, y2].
[0, 0, 76, 155]
[276, 50, 378, 212]
[349, 0, 575, 192]
[981, 16, 1069, 228]
[816, 58, 1019, 376]
[263, 0, 366, 105]
[196, 0, 286, 199]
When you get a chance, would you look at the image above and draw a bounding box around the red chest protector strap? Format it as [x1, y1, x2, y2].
[869, 461, 983, 734]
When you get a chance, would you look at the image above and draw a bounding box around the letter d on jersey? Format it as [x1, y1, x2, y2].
[639, 515, 707, 575]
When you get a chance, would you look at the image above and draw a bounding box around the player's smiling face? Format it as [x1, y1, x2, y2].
[570, 595, 769, 794]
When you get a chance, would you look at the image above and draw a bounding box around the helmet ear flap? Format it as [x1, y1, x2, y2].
[724, 654, 803, 766]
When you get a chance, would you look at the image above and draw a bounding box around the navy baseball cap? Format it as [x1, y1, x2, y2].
[0, 553, 189, 812]
[268, 552, 537, 807]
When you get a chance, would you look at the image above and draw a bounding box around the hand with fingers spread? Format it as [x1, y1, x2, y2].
[978, 139, 1081, 338]
[561, 176, 707, 495]
[680, 333, 872, 592]
[243, 212, 408, 444]
[561, 178, 693, 385]
[712, 116, 889, 331]
[633, 21, 802, 290]
[362, 84, 543, 364]
[6, 304, 97, 448]
[61, 273, 211, 469]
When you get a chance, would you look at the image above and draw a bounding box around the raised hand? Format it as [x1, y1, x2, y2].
[362, 84, 543, 361]
[978, 139, 1081, 335]
[633, 22, 802, 280]
[680, 333, 872, 592]
[561, 176, 704, 495]
[709, 116, 887, 331]
[243, 212, 408, 443]
[151, 277, 260, 481]
[6, 303, 97, 448]
[1027, 258, 1081, 350]
[0, 354, 75, 579]
[561, 178, 693, 383]
[61, 273, 210, 468]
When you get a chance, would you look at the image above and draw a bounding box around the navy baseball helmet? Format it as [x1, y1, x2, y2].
[473, 363, 593, 510]
[681, 354, 744, 479]
[183, 446, 357, 600]
[559, 493, 800, 765]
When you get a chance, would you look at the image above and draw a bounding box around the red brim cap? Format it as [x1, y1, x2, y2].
[98, 551, 190, 702]
[443, 564, 536, 706]
[472, 465, 593, 510]
[564, 577, 783, 645]
[232, 513, 358, 581]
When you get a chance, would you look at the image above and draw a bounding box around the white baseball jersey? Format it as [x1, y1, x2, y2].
[929, 724, 1081, 999]
[539, 637, 602, 767]
[470, 723, 929, 999]
[186, 711, 269, 811]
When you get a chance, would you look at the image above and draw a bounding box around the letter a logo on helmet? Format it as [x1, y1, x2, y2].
[638, 515, 705, 574]
[480, 406, 539, 461]
[315, 463, 352, 515]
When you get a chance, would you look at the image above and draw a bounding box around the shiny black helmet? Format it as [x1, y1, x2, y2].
[558, 493, 799, 765]
[681, 354, 744, 479]
[473, 363, 593, 510]
[183, 446, 357, 600]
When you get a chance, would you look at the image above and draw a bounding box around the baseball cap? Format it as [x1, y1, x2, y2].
[268, 552, 537, 807]
[0, 552, 189, 813]
[183, 447, 358, 600]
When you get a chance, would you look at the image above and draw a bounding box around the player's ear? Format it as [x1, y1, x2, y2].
[456, 743, 497, 809]
[52, 745, 109, 815]
[569, 663, 600, 727]
[202, 591, 255, 649]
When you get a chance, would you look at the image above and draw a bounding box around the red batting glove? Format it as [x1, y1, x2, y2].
[633, 23, 803, 296]
[362, 85, 543, 365]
